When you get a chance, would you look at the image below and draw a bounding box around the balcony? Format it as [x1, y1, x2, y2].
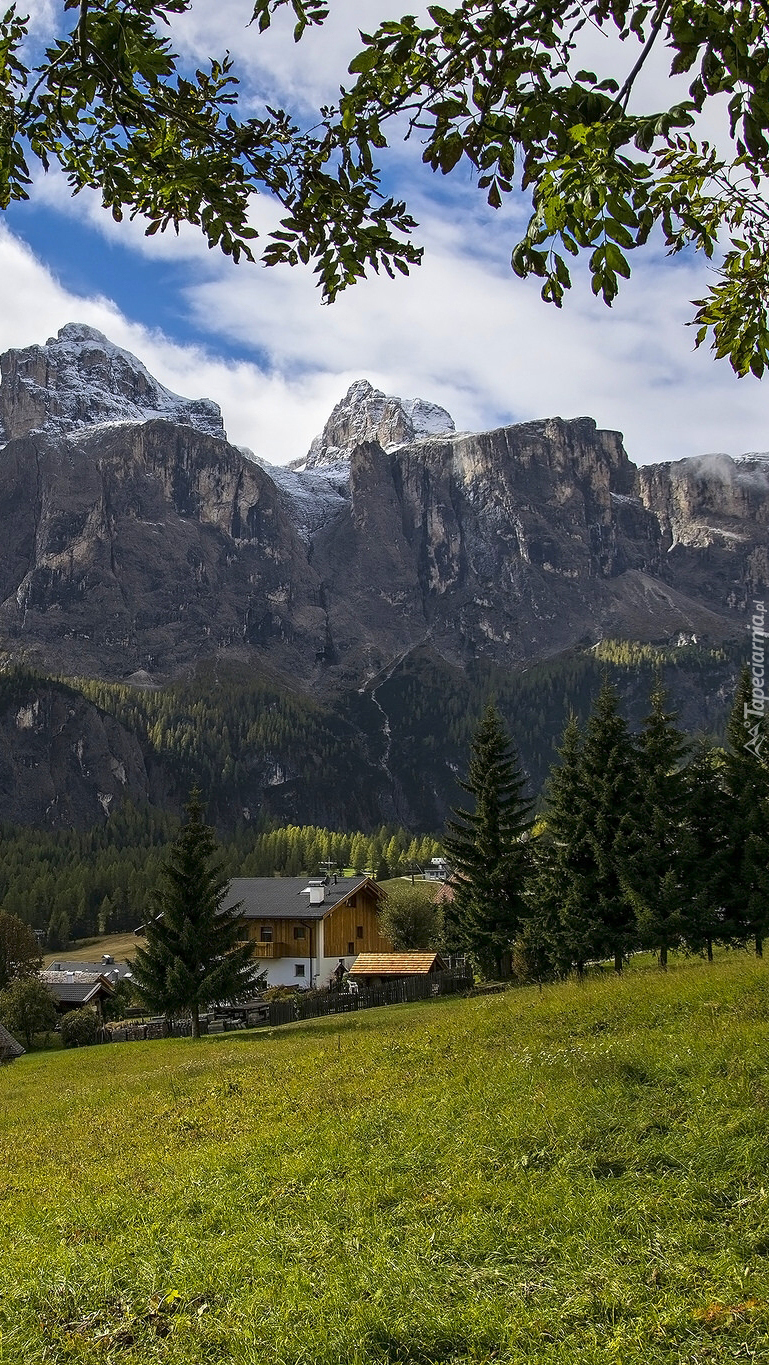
[250, 941, 292, 959]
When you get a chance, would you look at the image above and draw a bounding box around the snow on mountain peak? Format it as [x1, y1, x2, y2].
[0, 324, 225, 443]
[298, 378, 455, 469]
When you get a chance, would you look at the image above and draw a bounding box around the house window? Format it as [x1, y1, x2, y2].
[347, 941, 355, 954]
[356, 925, 364, 938]
[293, 926, 306, 940]
[260, 926, 273, 942]
[295, 963, 305, 978]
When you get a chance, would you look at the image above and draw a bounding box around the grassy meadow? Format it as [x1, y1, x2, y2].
[2, 954, 769, 1364]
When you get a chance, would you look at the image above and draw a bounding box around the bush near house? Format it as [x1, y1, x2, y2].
[59, 1008, 99, 1049]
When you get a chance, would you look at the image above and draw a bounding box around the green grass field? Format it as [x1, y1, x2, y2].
[43, 932, 140, 967]
[3, 953, 769, 1364]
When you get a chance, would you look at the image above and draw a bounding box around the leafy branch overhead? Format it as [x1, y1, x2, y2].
[2, 2, 769, 373]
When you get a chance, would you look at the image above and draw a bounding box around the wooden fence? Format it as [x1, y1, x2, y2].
[97, 970, 472, 1045]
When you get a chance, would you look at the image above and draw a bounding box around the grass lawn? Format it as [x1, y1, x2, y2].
[2, 953, 769, 1363]
[43, 932, 140, 967]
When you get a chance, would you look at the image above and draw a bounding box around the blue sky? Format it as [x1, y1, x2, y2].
[1, 0, 766, 465]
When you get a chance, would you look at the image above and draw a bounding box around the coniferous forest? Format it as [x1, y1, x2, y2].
[0, 651, 765, 975]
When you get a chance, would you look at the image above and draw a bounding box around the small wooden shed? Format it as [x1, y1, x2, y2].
[0, 1021, 25, 1061]
[347, 951, 448, 988]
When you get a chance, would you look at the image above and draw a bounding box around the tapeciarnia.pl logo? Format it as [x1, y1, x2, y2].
[744, 599, 766, 758]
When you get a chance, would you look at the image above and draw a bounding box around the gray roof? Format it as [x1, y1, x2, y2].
[47, 959, 133, 981]
[227, 875, 373, 921]
[40, 970, 115, 1004]
[0, 1021, 24, 1058]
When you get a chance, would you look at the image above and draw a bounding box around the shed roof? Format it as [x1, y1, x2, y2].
[0, 1021, 24, 1058]
[227, 876, 380, 921]
[348, 952, 447, 977]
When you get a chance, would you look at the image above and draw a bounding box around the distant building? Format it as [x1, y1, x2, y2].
[423, 858, 451, 882]
[229, 875, 392, 989]
[347, 951, 448, 988]
[40, 970, 115, 1020]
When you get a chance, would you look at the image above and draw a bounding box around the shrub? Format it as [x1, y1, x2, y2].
[0, 976, 58, 1049]
[60, 1008, 98, 1048]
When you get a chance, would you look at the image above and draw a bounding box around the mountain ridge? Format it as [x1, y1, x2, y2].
[0, 325, 763, 829]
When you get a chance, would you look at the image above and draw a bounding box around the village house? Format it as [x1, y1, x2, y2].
[228, 874, 393, 989]
[39, 969, 115, 1020]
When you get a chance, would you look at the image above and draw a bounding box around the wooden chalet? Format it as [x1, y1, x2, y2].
[228, 874, 393, 989]
[348, 951, 448, 987]
[0, 1021, 24, 1061]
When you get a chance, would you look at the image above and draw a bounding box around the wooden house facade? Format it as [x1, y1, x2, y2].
[227, 875, 393, 989]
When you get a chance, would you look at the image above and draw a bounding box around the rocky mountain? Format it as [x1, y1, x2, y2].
[0, 324, 764, 828]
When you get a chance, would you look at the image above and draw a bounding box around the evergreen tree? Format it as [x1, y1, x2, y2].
[620, 685, 690, 969]
[132, 791, 255, 1037]
[533, 714, 597, 976]
[443, 704, 533, 977]
[682, 741, 732, 959]
[721, 668, 769, 955]
[537, 687, 640, 974]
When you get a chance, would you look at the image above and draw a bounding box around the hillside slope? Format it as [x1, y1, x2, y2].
[3, 954, 769, 1364]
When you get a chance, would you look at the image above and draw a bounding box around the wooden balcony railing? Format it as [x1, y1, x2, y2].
[250, 941, 292, 959]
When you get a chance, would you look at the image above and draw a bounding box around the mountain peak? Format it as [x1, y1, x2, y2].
[0, 323, 225, 443]
[298, 378, 455, 469]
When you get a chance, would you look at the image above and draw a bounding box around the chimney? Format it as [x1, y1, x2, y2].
[308, 877, 326, 906]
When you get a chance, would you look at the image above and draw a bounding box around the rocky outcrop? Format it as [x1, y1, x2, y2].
[0, 676, 156, 827]
[0, 324, 223, 442]
[297, 378, 455, 469]
[0, 417, 328, 680]
[636, 453, 769, 611]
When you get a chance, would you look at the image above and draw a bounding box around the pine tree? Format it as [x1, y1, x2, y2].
[537, 687, 641, 974]
[721, 668, 769, 955]
[132, 790, 255, 1037]
[443, 704, 533, 977]
[533, 714, 598, 976]
[682, 741, 732, 959]
[620, 684, 689, 968]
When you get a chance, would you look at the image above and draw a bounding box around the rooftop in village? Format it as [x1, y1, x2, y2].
[227, 874, 379, 920]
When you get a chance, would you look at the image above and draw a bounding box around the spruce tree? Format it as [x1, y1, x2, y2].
[620, 684, 689, 969]
[132, 790, 255, 1037]
[443, 704, 533, 977]
[721, 668, 769, 955]
[538, 685, 640, 974]
[534, 714, 599, 976]
[683, 741, 732, 959]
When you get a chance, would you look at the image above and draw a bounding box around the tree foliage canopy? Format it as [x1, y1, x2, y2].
[1, 1, 767, 371]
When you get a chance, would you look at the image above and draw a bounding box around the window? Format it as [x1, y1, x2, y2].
[356, 925, 364, 938]
[347, 941, 355, 954]
[293, 926, 306, 940]
[260, 926, 273, 942]
[294, 963, 305, 978]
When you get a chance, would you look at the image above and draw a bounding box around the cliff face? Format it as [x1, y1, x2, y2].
[636, 454, 769, 610]
[0, 418, 327, 679]
[309, 416, 748, 680]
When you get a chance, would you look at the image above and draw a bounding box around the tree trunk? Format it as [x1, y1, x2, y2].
[614, 950, 623, 974]
[191, 1003, 200, 1039]
[659, 945, 668, 970]
[707, 939, 713, 962]
[756, 935, 764, 959]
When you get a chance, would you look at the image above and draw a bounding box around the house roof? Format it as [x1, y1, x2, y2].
[348, 952, 447, 977]
[226, 876, 380, 921]
[0, 1021, 24, 1058]
[47, 959, 133, 981]
[40, 970, 115, 1004]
